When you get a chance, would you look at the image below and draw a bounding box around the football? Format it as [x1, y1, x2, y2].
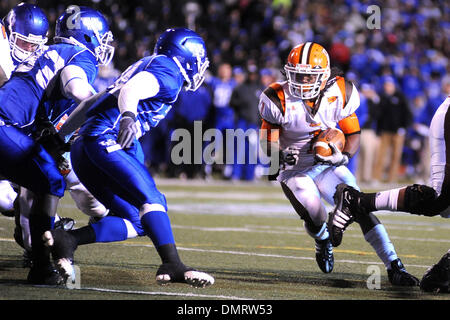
[313, 128, 345, 157]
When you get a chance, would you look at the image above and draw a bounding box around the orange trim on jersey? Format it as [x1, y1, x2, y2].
[266, 82, 286, 115]
[338, 113, 360, 135]
[1, 25, 6, 40]
[260, 119, 280, 142]
[336, 76, 346, 106]
[305, 100, 314, 109]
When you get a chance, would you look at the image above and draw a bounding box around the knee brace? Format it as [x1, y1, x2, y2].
[404, 184, 438, 216]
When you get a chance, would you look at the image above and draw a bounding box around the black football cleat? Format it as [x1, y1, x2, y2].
[27, 263, 64, 286]
[328, 183, 362, 247]
[156, 263, 215, 288]
[315, 238, 334, 273]
[42, 229, 78, 283]
[420, 251, 450, 293]
[387, 258, 420, 286]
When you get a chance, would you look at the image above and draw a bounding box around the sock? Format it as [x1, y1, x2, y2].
[156, 243, 182, 265]
[69, 225, 96, 245]
[364, 224, 398, 269]
[90, 216, 130, 243]
[140, 211, 175, 247]
[305, 222, 329, 241]
[374, 188, 401, 211]
[360, 193, 377, 212]
[29, 214, 54, 266]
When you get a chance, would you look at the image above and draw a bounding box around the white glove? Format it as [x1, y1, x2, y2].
[315, 143, 349, 166]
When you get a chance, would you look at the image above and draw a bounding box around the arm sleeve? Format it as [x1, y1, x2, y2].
[260, 119, 281, 142]
[117, 71, 160, 116]
[60, 64, 96, 103]
[338, 113, 361, 135]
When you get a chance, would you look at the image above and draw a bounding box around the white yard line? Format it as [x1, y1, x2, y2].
[163, 191, 287, 200]
[0, 236, 432, 268]
[121, 243, 431, 269]
[78, 286, 253, 300]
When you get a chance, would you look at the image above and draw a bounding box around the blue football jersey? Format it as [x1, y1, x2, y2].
[0, 43, 97, 132]
[79, 54, 183, 138]
[208, 77, 236, 108]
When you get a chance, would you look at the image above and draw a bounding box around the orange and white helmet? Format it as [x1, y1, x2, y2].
[284, 42, 331, 99]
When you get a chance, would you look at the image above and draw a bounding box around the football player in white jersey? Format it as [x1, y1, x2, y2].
[258, 42, 419, 286]
[330, 95, 450, 292]
[0, 21, 14, 86]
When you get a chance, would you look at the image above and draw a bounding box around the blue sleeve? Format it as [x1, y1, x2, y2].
[67, 50, 98, 85]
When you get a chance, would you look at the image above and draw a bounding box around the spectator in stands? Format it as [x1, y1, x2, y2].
[206, 62, 237, 179]
[229, 66, 263, 181]
[373, 77, 413, 183]
[3, 0, 445, 181]
[168, 83, 213, 179]
[357, 83, 381, 184]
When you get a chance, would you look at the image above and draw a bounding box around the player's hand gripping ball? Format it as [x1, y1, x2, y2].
[313, 128, 345, 157]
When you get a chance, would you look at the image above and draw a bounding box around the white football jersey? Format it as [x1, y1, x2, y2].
[429, 96, 450, 217]
[429, 96, 449, 194]
[258, 77, 360, 171]
[0, 22, 14, 80]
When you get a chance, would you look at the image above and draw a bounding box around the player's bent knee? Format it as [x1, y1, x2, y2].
[139, 203, 167, 218]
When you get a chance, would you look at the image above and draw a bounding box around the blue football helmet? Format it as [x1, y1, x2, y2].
[155, 28, 209, 91]
[3, 2, 49, 62]
[54, 6, 114, 65]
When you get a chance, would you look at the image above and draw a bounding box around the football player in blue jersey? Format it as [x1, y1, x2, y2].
[0, 4, 111, 270]
[0, 3, 49, 218]
[0, 2, 49, 86]
[43, 28, 215, 287]
[0, 6, 114, 285]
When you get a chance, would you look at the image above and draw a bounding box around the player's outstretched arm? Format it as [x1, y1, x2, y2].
[57, 90, 105, 139]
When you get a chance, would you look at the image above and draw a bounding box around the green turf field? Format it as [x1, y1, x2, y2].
[1, 178, 449, 300]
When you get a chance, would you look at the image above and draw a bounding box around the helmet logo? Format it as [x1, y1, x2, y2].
[185, 41, 205, 58]
[66, 5, 81, 30]
[81, 17, 104, 32]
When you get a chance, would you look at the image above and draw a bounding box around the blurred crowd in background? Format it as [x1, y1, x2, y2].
[1, 0, 449, 185]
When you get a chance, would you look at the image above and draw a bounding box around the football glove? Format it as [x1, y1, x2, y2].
[117, 111, 138, 149]
[34, 119, 71, 159]
[280, 147, 300, 166]
[315, 143, 349, 166]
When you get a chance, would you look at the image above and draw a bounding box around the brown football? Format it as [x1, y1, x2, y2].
[313, 128, 345, 157]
